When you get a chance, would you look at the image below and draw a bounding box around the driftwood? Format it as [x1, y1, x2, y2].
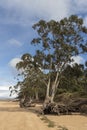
[42, 98, 87, 115]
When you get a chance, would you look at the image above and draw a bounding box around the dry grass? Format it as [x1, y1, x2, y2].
[40, 115, 55, 127]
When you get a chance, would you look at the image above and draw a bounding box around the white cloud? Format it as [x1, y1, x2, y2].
[9, 57, 21, 68]
[84, 16, 87, 27]
[0, 0, 70, 18]
[8, 57, 23, 77]
[71, 0, 87, 13]
[71, 56, 85, 65]
[0, 0, 87, 26]
[0, 91, 9, 98]
[0, 85, 17, 99]
[0, 86, 9, 98]
[0, 0, 70, 26]
[8, 39, 22, 46]
[0, 86, 9, 91]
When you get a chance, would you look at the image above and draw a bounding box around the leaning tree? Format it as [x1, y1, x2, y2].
[31, 15, 87, 103]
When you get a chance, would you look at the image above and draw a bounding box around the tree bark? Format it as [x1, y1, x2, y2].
[35, 91, 39, 100]
[50, 72, 59, 102]
[45, 78, 50, 100]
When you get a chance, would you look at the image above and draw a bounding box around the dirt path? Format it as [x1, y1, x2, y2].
[0, 101, 54, 130]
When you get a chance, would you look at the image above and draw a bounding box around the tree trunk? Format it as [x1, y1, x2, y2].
[35, 91, 39, 100]
[50, 72, 60, 102]
[45, 78, 50, 100]
[50, 88, 55, 103]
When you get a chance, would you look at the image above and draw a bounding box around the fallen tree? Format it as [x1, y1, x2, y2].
[42, 98, 87, 115]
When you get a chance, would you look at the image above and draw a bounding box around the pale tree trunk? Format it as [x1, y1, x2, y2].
[44, 78, 51, 105]
[46, 78, 50, 99]
[45, 57, 52, 103]
[44, 72, 60, 103]
[44, 59, 64, 103]
[50, 72, 60, 102]
[50, 80, 60, 102]
[49, 61, 68, 102]
[35, 91, 39, 100]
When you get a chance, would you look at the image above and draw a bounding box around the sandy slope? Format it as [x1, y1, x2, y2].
[0, 101, 87, 130]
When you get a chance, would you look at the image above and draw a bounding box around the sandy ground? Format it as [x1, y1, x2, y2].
[0, 101, 87, 130]
[47, 114, 87, 130]
[0, 101, 54, 130]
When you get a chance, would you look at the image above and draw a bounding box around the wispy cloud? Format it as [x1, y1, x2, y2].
[8, 38, 22, 46]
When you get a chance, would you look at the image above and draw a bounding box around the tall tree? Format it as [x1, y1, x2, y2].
[12, 15, 87, 104]
[31, 15, 87, 102]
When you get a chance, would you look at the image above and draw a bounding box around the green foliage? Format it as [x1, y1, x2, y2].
[54, 62, 87, 102]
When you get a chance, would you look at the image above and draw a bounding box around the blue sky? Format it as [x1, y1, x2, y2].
[0, 0, 87, 98]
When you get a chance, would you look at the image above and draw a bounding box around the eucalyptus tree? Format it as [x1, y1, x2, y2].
[31, 15, 87, 102]
[15, 53, 46, 101]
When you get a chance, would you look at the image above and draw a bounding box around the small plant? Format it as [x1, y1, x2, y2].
[37, 114, 40, 117]
[40, 115, 55, 127]
[58, 125, 68, 130]
[47, 120, 55, 127]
